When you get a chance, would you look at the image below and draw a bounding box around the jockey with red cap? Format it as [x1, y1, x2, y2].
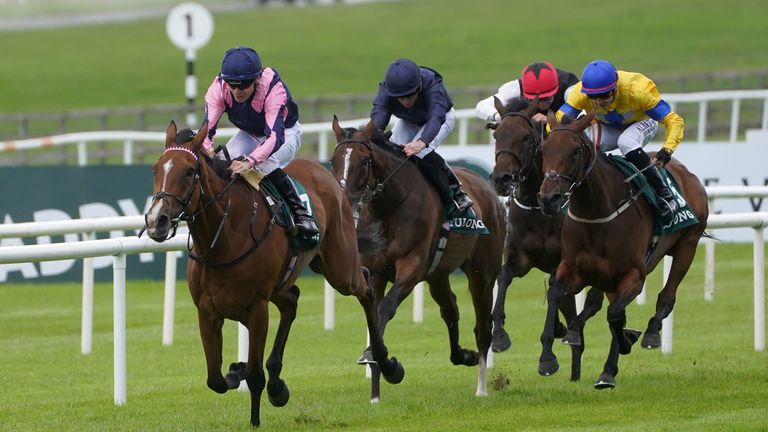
[556, 59, 684, 217]
[476, 61, 580, 124]
[371, 58, 473, 217]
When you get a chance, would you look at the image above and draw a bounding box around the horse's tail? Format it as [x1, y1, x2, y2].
[356, 220, 387, 256]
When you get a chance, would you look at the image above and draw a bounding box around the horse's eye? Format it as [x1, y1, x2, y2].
[364, 158, 372, 166]
[186, 167, 195, 177]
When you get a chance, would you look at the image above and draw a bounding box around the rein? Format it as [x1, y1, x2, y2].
[494, 111, 544, 208]
[336, 138, 412, 206]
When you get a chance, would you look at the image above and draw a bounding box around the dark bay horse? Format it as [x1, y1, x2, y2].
[330, 116, 505, 400]
[489, 97, 604, 381]
[144, 121, 404, 427]
[536, 112, 708, 388]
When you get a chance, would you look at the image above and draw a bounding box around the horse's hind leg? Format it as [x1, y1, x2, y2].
[465, 266, 495, 396]
[263, 284, 300, 407]
[426, 273, 480, 367]
[642, 233, 701, 349]
[196, 309, 229, 394]
[556, 291, 584, 382]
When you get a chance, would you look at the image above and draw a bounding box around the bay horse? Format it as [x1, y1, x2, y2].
[536, 111, 708, 388]
[489, 97, 604, 381]
[330, 116, 505, 401]
[144, 121, 404, 427]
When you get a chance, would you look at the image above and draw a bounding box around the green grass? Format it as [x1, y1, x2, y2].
[1, 0, 767, 114]
[1, 243, 766, 431]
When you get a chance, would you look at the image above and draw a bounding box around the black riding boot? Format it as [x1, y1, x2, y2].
[624, 148, 678, 217]
[265, 168, 319, 236]
[420, 152, 473, 217]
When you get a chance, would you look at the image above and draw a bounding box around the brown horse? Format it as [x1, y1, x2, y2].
[144, 121, 404, 427]
[536, 112, 708, 388]
[489, 97, 604, 381]
[330, 116, 505, 401]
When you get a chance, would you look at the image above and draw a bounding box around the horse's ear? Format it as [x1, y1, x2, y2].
[191, 122, 208, 153]
[332, 115, 344, 141]
[524, 97, 539, 118]
[165, 121, 178, 149]
[572, 111, 596, 131]
[546, 110, 558, 131]
[362, 119, 376, 140]
[493, 96, 506, 116]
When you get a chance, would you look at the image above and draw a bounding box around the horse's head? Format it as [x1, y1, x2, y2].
[145, 120, 209, 242]
[330, 115, 380, 206]
[537, 111, 595, 215]
[490, 96, 542, 196]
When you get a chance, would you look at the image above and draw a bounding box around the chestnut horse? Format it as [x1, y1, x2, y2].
[144, 121, 404, 427]
[330, 117, 504, 401]
[489, 97, 604, 381]
[537, 112, 708, 388]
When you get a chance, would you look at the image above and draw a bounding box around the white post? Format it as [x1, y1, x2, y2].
[458, 117, 468, 147]
[77, 140, 87, 166]
[123, 140, 134, 165]
[754, 228, 765, 352]
[697, 101, 708, 142]
[185, 49, 198, 128]
[575, 290, 586, 314]
[636, 281, 647, 305]
[729, 99, 740, 143]
[238, 323, 249, 391]
[81, 231, 95, 355]
[162, 251, 177, 346]
[661, 256, 674, 354]
[324, 279, 334, 330]
[113, 254, 127, 406]
[705, 236, 715, 301]
[412, 282, 424, 323]
[365, 331, 372, 379]
[318, 132, 329, 162]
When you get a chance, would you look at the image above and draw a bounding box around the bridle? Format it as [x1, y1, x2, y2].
[335, 137, 412, 208]
[493, 112, 544, 204]
[541, 126, 597, 208]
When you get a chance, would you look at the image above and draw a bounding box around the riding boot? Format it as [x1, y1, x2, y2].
[624, 149, 678, 217]
[420, 151, 473, 217]
[265, 168, 320, 236]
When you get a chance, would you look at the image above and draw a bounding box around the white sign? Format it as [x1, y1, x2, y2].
[166, 2, 214, 51]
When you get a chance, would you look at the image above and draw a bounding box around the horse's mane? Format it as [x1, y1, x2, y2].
[174, 127, 230, 179]
[505, 97, 530, 113]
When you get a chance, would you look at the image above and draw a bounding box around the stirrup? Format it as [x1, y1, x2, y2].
[657, 196, 677, 216]
[455, 195, 473, 213]
[295, 217, 319, 235]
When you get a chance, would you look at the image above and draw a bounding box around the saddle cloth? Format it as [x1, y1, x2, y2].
[609, 155, 699, 235]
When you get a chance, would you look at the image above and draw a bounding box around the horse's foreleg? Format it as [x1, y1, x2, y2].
[264, 284, 299, 408]
[539, 280, 567, 377]
[244, 300, 270, 427]
[466, 269, 495, 397]
[491, 263, 515, 353]
[196, 308, 227, 394]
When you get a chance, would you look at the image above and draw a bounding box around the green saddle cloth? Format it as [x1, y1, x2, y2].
[444, 206, 490, 235]
[609, 155, 699, 235]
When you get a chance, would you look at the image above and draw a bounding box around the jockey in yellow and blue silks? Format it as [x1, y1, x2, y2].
[557, 59, 684, 217]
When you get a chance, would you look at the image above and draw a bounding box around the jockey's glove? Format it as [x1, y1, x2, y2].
[655, 148, 672, 167]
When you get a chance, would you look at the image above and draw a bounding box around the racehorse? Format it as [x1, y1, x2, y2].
[536, 111, 708, 388]
[489, 97, 604, 381]
[330, 116, 505, 401]
[144, 121, 404, 427]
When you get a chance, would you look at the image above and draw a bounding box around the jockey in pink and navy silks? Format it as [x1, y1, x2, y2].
[202, 46, 318, 235]
[371, 58, 472, 217]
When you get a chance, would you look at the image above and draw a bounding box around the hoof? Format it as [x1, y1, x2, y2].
[451, 349, 480, 366]
[491, 329, 512, 353]
[560, 329, 582, 346]
[381, 357, 405, 385]
[619, 328, 642, 355]
[641, 332, 661, 349]
[207, 376, 228, 394]
[225, 362, 246, 389]
[357, 350, 376, 365]
[554, 320, 568, 339]
[594, 373, 616, 389]
[538, 358, 560, 377]
[267, 380, 290, 407]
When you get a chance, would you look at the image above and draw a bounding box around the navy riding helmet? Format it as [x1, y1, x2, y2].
[220, 46, 263, 81]
[384, 58, 422, 97]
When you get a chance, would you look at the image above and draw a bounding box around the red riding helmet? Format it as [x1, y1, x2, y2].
[521, 61, 559, 99]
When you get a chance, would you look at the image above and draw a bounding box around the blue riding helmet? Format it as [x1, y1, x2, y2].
[384, 58, 422, 97]
[219, 46, 262, 81]
[581, 59, 618, 95]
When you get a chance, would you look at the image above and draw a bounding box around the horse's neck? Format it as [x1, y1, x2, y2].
[369, 147, 418, 213]
[569, 156, 626, 217]
[518, 153, 545, 204]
